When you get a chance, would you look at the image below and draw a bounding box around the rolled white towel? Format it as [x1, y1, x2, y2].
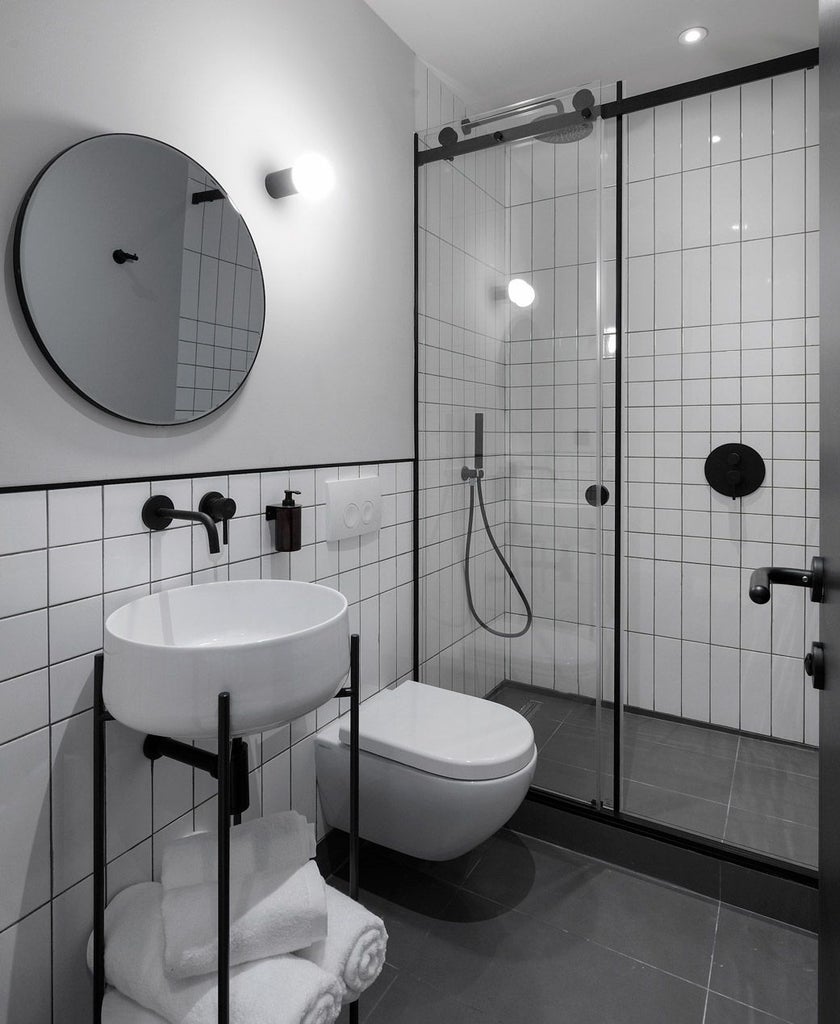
[162, 862, 328, 979]
[87, 882, 342, 1024]
[103, 988, 167, 1023]
[161, 811, 315, 889]
[296, 886, 387, 1004]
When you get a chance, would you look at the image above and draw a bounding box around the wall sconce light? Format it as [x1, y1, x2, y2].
[265, 153, 336, 200]
[507, 278, 536, 308]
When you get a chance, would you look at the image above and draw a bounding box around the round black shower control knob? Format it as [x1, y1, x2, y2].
[705, 443, 765, 499]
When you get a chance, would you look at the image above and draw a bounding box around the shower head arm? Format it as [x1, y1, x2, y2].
[461, 95, 562, 135]
[418, 105, 601, 166]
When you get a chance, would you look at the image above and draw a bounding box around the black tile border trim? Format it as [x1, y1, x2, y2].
[0, 457, 411, 496]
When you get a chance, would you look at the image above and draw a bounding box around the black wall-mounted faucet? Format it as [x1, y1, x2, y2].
[142, 493, 237, 554]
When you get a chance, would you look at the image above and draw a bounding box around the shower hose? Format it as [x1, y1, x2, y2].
[464, 472, 533, 638]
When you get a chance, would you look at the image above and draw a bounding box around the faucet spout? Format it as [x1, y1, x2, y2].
[141, 495, 221, 554]
[168, 509, 221, 554]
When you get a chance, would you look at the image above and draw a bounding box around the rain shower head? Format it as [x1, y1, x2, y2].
[533, 88, 596, 144]
[533, 119, 594, 144]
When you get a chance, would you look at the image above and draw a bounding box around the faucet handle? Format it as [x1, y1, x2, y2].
[142, 494, 175, 530]
[199, 492, 237, 545]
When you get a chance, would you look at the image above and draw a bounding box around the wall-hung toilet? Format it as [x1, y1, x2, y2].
[315, 680, 537, 861]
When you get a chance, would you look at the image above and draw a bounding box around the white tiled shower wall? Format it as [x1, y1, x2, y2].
[0, 460, 413, 1022]
[417, 70, 620, 702]
[624, 69, 820, 744]
[416, 62, 510, 696]
[417, 64, 820, 747]
[504, 87, 618, 699]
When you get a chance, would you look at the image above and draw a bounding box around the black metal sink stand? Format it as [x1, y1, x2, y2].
[93, 633, 362, 1024]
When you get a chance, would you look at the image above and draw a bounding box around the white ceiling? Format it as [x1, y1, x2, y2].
[364, 0, 818, 113]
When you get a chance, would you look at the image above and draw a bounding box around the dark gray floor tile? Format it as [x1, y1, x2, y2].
[530, 714, 562, 750]
[633, 715, 741, 760]
[737, 738, 819, 779]
[621, 780, 728, 840]
[704, 992, 795, 1023]
[566, 702, 616, 730]
[462, 830, 600, 912]
[362, 837, 488, 888]
[729, 763, 818, 828]
[366, 972, 502, 1024]
[622, 736, 736, 803]
[464, 830, 717, 984]
[710, 906, 817, 1024]
[724, 807, 818, 868]
[412, 889, 707, 1024]
[540, 722, 611, 773]
[330, 854, 458, 970]
[532, 756, 601, 803]
[336, 964, 398, 1022]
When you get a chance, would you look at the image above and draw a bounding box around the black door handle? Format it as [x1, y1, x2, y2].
[805, 642, 825, 690]
[748, 556, 825, 604]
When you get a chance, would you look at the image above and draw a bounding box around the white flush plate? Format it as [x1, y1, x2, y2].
[324, 477, 382, 541]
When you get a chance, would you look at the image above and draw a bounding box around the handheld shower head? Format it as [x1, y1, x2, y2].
[474, 412, 484, 471]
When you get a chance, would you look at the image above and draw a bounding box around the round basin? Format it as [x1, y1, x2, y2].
[104, 580, 349, 738]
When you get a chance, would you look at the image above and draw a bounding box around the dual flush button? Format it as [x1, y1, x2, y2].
[325, 477, 382, 541]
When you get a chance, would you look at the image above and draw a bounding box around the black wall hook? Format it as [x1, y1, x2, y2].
[112, 249, 139, 265]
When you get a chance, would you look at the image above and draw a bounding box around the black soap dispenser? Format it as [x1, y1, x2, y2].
[265, 490, 302, 552]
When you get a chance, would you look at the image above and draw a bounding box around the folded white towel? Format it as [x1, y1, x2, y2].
[87, 882, 342, 1024]
[296, 886, 388, 1004]
[162, 862, 328, 979]
[103, 988, 167, 1023]
[161, 811, 316, 890]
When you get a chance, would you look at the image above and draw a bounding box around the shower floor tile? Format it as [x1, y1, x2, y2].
[491, 682, 819, 870]
[332, 829, 816, 1024]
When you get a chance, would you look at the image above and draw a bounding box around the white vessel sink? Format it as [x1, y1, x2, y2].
[103, 580, 349, 739]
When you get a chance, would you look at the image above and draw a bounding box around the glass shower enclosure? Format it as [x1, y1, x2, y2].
[415, 61, 819, 875]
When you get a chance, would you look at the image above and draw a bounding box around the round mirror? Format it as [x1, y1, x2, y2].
[14, 133, 265, 425]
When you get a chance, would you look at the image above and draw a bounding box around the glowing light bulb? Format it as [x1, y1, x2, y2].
[508, 278, 536, 308]
[679, 26, 708, 45]
[291, 153, 335, 200]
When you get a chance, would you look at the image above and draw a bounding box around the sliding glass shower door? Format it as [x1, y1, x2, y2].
[417, 83, 616, 810]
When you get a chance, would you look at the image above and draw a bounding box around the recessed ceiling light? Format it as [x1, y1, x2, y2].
[679, 26, 708, 45]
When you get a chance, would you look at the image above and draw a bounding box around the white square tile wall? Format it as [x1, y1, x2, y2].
[416, 61, 510, 697]
[418, 64, 819, 748]
[504, 84, 617, 698]
[417, 66, 617, 702]
[0, 459, 413, 1019]
[624, 68, 820, 744]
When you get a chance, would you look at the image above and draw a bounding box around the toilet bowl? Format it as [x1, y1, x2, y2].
[315, 680, 537, 861]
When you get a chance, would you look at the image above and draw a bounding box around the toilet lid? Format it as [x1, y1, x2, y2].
[338, 681, 535, 781]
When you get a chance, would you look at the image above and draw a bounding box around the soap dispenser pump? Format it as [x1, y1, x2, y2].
[265, 490, 302, 552]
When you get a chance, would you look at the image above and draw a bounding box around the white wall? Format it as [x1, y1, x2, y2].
[0, 0, 415, 486]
